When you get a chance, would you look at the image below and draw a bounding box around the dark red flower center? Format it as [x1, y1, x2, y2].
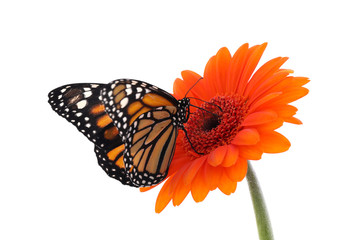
[183, 95, 249, 155]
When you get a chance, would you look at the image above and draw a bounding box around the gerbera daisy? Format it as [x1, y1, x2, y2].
[141, 43, 309, 213]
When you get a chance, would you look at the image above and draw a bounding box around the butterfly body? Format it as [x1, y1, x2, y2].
[49, 79, 190, 187]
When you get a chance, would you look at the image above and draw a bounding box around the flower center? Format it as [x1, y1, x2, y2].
[183, 95, 249, 155]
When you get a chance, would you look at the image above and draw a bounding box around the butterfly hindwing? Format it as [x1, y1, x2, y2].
[123, 106, 179, 187]
[94, 144, 135, 186]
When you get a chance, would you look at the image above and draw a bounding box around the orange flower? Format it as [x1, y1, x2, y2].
[141, 43, 309, 213]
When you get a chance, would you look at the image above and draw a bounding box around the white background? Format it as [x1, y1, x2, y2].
[1, 1, 356, 239]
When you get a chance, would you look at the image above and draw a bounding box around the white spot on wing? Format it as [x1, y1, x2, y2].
[76, 100, 87, 109]
[120, 97, 129, 108]
[83, 91, 92, 98]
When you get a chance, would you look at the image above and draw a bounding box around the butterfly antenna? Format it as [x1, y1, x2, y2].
[187, 97, 223, 112]
[184, 77, 203, 98]
[189, 104, 220, 118]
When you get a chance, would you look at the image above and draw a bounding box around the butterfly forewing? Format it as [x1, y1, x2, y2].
[48, 83, 133, 186]
[48, 83, 121, 149]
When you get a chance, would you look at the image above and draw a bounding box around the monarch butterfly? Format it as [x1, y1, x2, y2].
[48, 79, 191, 187]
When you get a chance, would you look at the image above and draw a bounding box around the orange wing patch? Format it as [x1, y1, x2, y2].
[107, 144, 125, 161]
[90, 104, 105, 115]
[128, 101, 143, 115]
[115, 156, 125, 168]
[96, 115, 112, 128]
[142, 93, 174, 107]
[104, 126, 119, 140]
[130, 107, 151, 125]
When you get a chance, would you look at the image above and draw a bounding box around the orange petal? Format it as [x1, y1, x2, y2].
[155, 163, 191, 212]
[271, 87, 309, 105]
[155, 177, 174, 213]
[289, 77, 310, 87]
[237, 43, 268, 95]
[221, 144, 240, 167]
[249, 92, 282, 113]
[249, 70, 291, 103]
[167, 156, 188, 175]
[172, 180, 191, 207]
[257, 75, 292, 96]
[156, 163, 190, 212]
[228, 43, 249, 94]
[167, 163, 191, 195]
[204, 163, 223, 190]
[239, 145, 263, 160]
[272, 104, 298, 118]
[260, 131, 291, 153]
[218, 173, 237, 195]
[254, 119, 284, 132]
[181, 70, 209, 101]
[183, 156, 206, 185]
[191, 167, 210, 202]
[243, 110, 278, 126]
[284, 116, 302, 124]
[140, 185, 157, 192]
[225, 158, 248, 182]
[172, 71, 209, 104]
[203, 56, 219, 95]
[244, 57, 288, 97]
[173, 78, 186, 100]
[207, 145, 227, 167]
[215, 47, 232, 93]
[231, 128, 260, 145]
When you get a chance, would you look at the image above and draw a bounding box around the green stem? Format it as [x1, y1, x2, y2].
[246, 161, 274, 240]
